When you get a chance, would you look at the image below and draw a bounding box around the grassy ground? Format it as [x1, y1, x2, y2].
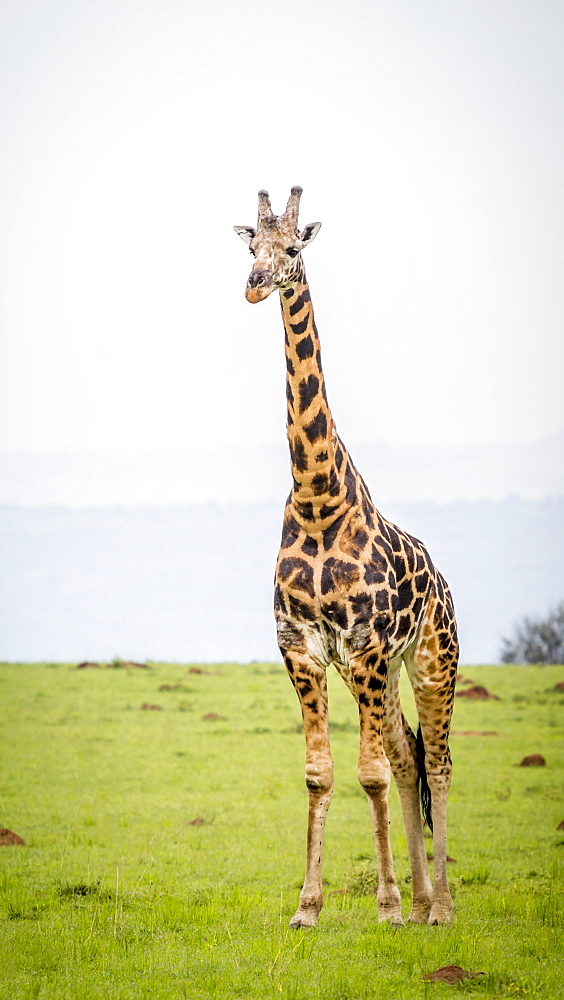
[0, 660, 563, 999]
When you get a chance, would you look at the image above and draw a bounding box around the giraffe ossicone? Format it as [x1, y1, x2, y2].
[235, 187, 458, 929]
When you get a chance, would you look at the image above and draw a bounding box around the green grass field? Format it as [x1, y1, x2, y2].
[1, 661, 563, 999]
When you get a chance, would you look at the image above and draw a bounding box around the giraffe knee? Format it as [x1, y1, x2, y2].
[358, 757, 391, 796]
[305, 761, 333, 793]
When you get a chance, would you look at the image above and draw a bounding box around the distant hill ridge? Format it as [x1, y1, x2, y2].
[1, 497, 562, 665]
[0, 433, 563, 506]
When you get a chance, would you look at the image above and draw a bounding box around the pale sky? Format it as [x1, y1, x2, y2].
[1, 0, 563, 461]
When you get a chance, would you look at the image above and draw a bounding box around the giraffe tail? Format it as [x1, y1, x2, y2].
[416, 724, 433, 832]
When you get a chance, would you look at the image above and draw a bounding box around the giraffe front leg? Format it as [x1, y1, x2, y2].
[352, 637, 404, 927]
[282, 650, 333, 929]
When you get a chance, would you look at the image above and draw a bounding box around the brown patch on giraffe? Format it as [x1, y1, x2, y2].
[422, 966, 484, 985]
[141, 703, 162, 711]
[0, 828, 25, 846]
[202, 712, 227, 721]
[519, 754, 545, 766]
[455, 685, 499, 700]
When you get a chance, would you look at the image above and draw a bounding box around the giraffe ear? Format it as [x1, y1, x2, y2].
[299, 222, 322, 247]
[234, 226, 256, 245]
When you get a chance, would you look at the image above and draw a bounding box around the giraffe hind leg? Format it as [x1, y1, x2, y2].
[383, 656, 433, 923]
[405, 605, 458, 925]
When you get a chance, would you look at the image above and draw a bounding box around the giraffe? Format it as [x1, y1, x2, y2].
[235, 187, 458, 929]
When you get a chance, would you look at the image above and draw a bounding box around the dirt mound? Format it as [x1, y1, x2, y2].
[159, 683, 183, 691]
[422, 966, 484, 985]
[451, 730, 499, 736]
[456, 685, 499, 700]
[555, 681, 564, 691]
[188, 666, 222, 675]
[77, 660, 148, 669]
[557, 820, 564, 830]
[141, 702, 162, 711]
[202, 712, 227, 721]
[457, 675, 475, 686]
[0, 828, 25, 846]
[519, 753, 545, 766]
[188, 817, 205, 827]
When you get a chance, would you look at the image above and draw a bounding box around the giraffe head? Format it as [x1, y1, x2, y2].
[234, 187, 321, 303]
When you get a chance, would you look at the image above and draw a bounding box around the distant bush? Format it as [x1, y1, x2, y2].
[500, 602, 564, 664]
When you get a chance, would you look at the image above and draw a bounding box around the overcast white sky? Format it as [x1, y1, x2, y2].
[1, 0, 563, 462]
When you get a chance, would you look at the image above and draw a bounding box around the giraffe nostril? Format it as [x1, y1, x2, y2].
[248, 270, 271, 290]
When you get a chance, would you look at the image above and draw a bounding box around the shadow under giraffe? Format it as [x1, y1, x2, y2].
[235, 187, 458, 928]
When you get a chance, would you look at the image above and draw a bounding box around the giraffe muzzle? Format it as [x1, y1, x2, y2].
[246, 269, 273, 303]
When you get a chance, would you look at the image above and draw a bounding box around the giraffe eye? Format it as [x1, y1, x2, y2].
[286, 248, 299, 258]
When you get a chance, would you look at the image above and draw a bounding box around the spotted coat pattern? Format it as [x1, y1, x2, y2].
[236, 187, 459, 931]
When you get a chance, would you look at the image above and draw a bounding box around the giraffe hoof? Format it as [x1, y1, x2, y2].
[377, 905, 405, 927]
[378, 914, 405, 928]
[289, 909, 319, 929]
[408, 902, 432, 924]
[428, 901, 453, 925]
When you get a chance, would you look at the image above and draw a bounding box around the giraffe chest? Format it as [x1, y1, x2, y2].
[275, 514, 435, 665]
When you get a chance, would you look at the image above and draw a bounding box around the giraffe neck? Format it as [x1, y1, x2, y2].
[280, 268, 351, 532]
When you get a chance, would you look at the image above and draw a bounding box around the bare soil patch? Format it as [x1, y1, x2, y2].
[141, 703, 162, 711]
[202, 712, 227, 721]
[188, 817, 206, 827]
[0, 828, 25, 845]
